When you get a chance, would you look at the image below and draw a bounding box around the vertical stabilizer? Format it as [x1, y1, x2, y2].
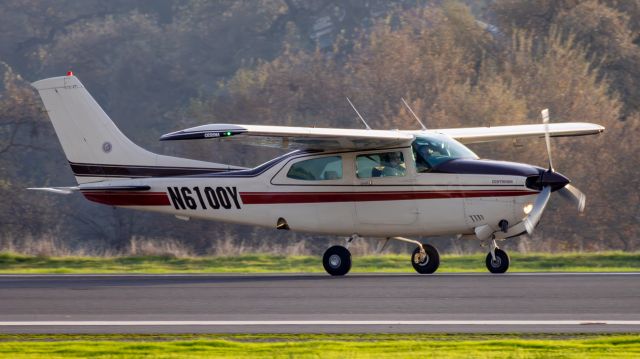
[32, 74, 239, 183]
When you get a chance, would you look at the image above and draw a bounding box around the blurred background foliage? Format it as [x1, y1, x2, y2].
[0, 0, 638, 255]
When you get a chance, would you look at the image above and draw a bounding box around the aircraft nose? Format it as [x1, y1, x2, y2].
[540, 170, 570, 191]
[526, 170, 570, 191]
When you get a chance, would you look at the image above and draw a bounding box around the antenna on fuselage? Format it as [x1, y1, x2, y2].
[346, 97, 371, 130]
[401, 97, 427, 130]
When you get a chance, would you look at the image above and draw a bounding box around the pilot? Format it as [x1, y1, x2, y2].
[415, 144, 433, 172]
[416, 142, 445, 172]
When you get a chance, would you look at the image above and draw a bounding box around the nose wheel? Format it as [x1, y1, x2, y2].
[486, 247, 510, 273]
[323, 245, 352, 276]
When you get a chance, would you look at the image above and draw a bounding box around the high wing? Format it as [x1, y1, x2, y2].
[160, 124, 414, 150]
[160, 122, 604, 150]
[433, 122, 604, 144]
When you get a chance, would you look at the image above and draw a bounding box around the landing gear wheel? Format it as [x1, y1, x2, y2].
[323, 245, 352, 276]
[411, 244, 440, 274]
[486, 248, 510, 274]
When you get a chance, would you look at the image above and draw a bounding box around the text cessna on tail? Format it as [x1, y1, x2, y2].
[30, 74, 604, 275]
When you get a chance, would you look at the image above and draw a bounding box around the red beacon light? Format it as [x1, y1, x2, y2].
[66, 71, 73, 76]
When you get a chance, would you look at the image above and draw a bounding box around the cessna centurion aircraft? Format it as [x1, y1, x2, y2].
[30, 73, 604, 275]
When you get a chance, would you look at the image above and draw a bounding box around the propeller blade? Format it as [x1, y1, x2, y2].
[523, 186, 552, 235]
[559, 183, 586, 213]
[541, 108, 554, 171]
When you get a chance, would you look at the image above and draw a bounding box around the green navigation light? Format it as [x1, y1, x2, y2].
[225, 131, 232, 136]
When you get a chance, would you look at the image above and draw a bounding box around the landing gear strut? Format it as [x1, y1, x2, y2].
[485, 239, 509, 273]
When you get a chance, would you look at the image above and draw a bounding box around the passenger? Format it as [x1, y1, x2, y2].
[382, 152, 406, 177]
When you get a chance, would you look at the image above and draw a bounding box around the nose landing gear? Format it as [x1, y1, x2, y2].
[486, 239, 510, 273]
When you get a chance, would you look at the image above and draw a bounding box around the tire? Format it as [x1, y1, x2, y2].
[485, 248, 510, 274]
[323, 245, 352, 276]
[411, 244, 440, 274]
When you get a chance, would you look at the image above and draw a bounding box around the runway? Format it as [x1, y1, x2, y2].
[0, 273, 639, 333]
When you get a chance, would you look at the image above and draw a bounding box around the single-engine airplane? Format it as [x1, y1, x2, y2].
[30, 73, 604, 275]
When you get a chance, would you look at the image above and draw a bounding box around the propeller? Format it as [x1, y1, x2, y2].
[524, 186, 551, 234]
[541, 108, 553, 171]
[540, 109, 586, 213]
[559, 183, 586, 213]
[521, 109, 587, 235]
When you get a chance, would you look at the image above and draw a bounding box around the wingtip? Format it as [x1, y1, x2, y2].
[31, 75, 82, 90]
[159, 130, 183, 141]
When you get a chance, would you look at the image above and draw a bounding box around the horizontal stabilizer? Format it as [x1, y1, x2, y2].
[27, 187, 79, 195]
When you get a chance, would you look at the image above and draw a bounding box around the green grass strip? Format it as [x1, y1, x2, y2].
[0, 251, 639, 274]
[0, 334, 638, 358]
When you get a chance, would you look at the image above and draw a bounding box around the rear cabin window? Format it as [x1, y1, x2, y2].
[287, 156, 343, 181]
[356, 151, 406, 178]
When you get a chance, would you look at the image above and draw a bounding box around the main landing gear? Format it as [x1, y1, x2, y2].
[485, 239, 510, 274]
[322, 235, 356, 276]
[323, 245, 352, 276]
[411, 244, 440, 274]
[386, 236, 440, 275]
[322, 235, 441, 276]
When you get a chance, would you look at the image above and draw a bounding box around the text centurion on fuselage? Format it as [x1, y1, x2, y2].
[30, 73, 604, 275]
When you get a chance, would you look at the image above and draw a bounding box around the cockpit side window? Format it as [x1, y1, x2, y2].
[287, 156, 343, 181]
[412, 135, 478, 173]
[356, 151, 406, 178]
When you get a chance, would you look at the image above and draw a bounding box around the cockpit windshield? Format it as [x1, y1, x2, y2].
[412, 134, 478, 172]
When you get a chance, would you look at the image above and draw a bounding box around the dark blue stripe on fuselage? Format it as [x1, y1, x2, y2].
[433, 159, 543, 177]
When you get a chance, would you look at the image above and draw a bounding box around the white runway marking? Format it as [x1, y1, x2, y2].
[1, 320, 639, 326]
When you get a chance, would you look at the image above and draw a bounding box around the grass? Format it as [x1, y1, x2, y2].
[0, 251, 638, 274]
[0, 334, 638, 358]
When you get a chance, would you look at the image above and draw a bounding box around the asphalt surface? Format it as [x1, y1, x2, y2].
[0, 273, 639, 333]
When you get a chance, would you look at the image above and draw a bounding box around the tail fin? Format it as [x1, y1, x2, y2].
[32, 74, 239, 184]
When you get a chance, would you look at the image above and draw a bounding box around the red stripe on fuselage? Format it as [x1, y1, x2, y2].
[81, 191, 170, 206]
[240, 190, 534, 204]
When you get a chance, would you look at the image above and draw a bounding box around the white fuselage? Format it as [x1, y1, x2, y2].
[31, 74, 596, 247]
[81, 147, 538, 238]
